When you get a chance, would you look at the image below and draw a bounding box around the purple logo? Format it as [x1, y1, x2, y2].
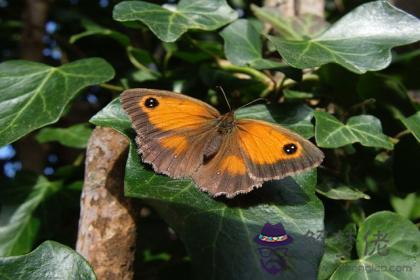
[254, 222, 293, 275]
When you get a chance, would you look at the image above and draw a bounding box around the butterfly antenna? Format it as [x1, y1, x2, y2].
[237, 97, 267, 110]
[216, 86, 232, 112]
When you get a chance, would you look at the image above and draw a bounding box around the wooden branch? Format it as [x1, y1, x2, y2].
[17, 0, 51, 173]
[21, 0, 49, 61]
[76, 127, 136, 280]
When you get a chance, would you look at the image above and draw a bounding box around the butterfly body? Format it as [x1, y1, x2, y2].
[215, 112, 235, 133]
[121, 88, 324, 198]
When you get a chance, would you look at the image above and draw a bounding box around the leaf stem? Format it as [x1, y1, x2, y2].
[349, 98, 376, 114]
[126, 49, 148, 71]
[216, 59, 275, 96]
[394, 129, 410, 139]
[100, 83, 124, 92]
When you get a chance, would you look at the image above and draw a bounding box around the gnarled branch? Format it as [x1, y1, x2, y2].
[76, 127, 136, 280]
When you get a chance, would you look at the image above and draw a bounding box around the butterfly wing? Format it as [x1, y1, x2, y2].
[121, 89, 221, 178]
[236, 119, 324, 181]
[122, 89, 323, 198]
[192, 133, 263, 198]
[192, 118, 323, 197]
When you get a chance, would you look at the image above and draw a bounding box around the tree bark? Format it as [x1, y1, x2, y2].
[21, 0, 49, 61]
[76, 127, 136, 280]
[16, 0, 50, 173]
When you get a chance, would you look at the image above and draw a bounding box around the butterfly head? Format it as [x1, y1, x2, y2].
[217, 112, 235, 134]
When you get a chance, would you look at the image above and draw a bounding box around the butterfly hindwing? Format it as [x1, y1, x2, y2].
[192, 133, 263, 197]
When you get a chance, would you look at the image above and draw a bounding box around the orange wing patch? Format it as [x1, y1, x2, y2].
[220, 155, 247, 175]
[159, 135, 188, 156]
[139, 95, 217, 131]
[237, 121, 303, 164]
[192, 136, 262, 197]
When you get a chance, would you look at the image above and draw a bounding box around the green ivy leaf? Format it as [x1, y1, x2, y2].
[91, 98, 325, 279]
[263, 1, 420, 73]
[329, 211, 420, 279]
[126, 46, 156, 67]
[69, 19, 130, 47]
[113, 0, 238, 42]
[0, 176, 61, 257]
[67, 180, 84, 191]
[283, 89, 314, 100]
[126, 46, 161, 81]
[89, 98, 131, 136]
[163, 41, 223, 64]
[400, 112, 420, 142]
[0, 241, 96, 280]
[0, 58, 114, 146]
[316, 175, 370, 200]
[36, 124, 92, 149]
[220, 19, 284, 69]
[318, 224, 357, 280]
[69, 20, 159, 80]
[391, 193, 420, 221]
[316, 185, 370, 200]
[235, 103, 315, 139]
[314, 111, 394, 149]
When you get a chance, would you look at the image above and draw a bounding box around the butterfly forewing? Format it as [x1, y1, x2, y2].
[235, 119, 324, 181]
[121, 89, 220, 178]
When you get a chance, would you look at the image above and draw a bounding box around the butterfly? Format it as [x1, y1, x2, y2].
[121, 88, 324, 198]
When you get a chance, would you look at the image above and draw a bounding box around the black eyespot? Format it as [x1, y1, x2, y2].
[283, 143, 297, 155]
[144, 97, 159, 108]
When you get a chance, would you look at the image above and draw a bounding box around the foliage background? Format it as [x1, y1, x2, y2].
[0, 0, 419, 279]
